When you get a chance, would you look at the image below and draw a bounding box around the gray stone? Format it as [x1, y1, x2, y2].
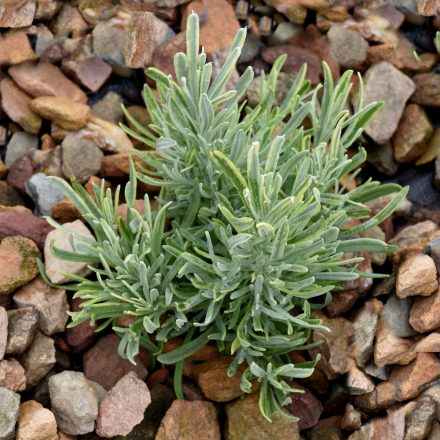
[49, 370, 99, 435]
[5, 307, 38, 356]
[268, 22, 302, 46]
[5, 132, 38, 168]
[367, 142, 399, 176]
[91, 91, 123, 124]
[351, 299, 383, 367]
[61, 135, 103, 184]
[239, 33, 263, 64]
[13, 276, 69, 336]
[425, 236, 440, 274]
[362, 62, 415, 144]
[0, 387, 20, 440]
[92, 16, 127, 66]
[404, 396, 436, 440]
[24, 173, 64, 216]
[364, 362, 391, 381]
[20, 331, 56, 389]
[0, 307, 7, 360]
[381, 294, 417, 337]
[328, 25, 369, 68]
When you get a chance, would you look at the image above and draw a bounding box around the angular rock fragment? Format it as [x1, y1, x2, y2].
[0, 387, 20, 440]
[49, 370, 98, 435]
[83, 333, 147, 391]
[96, 372, 151, 437]
[20, 331, 56, 389]
[156, 400, 221, 440]
[16, 400, 58, 440]
[14, 276, 68, 336]
[0, 236, 40, 297]
[44, 220, 95, 284]
[362, 62, 415, 144]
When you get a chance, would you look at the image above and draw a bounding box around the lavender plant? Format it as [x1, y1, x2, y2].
[41, 13, 408, 421]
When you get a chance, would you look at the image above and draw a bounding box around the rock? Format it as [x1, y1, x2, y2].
[14, 276, 68, 336]
[96, 372, 151, 437]
[0, 359, 26, 392]
[350, 298, 383, 367]
[404, 395, 436, 440]
[261, 45, 322, 84]
[66, 56, 112, 93]
[156, 400, 221, 440]
[346, 363, 375, 395]
[9, 62, 87, 103]
[417, 128, 440, 166]
[225, 392, 299, 440]
[7, 156, 34, 193]
[112, 383, 174, 440]
[75, 116, 133, 153]
[52, 3, 89, 38]
[0, 307, 6, 360]
[390, 220, 440, 264]
[0, 387, 20, 440]
[61, 135, 103, 184]
[193, 356, 247, 402]
[124, 11, 174, 68]
[91, 92, 123, 124]
[341, 403, 362, 431]
[182, 0, 240, 55]
[390, 353, 440, 401]
[0, 236, 40, 297]
[428, 422, 440, 440]
[32, 146, 63, 178]
[100, 152, 138, 177]
[44, 220, 95, 284]
[410, 287, 440, 333]
[49, 371, 98, 435]
[374, 314, 415, 367]
[31, 96, 90, 131]
[0, 160, 7, 179]
[390, 34, 438, 73]
[16, 400, 58, 440]
[393, 104, 433, 163]
[327, 25, 368, 68]
[310, 313, 353, 380]
[415, 332, 440, 352]
[84, 334, 147, 391]
[65, 298, 95, 351]
[5, 307, 38, 356]
[0, 31, 37, 66]
[92, 13, 128, 66]
[348, 406, 407, 440]
[417, 0, 440, 14]
[5, 132, 38, 168]
[51, 199, 82, 224]
[0, 181, 24, 207]
[268, 21, 302, 45]
[25, 173, 65, 217]
[396, 254, 438, 298]
[35, 0, 61, 20]
[152, 31, 186, 78]
[381, 294, 416, 338]
[0, 78, 42, 134]
[21, 331, 56, 389]
[286, 382, 323, 430]
[0, 212, 52, 250]
[412, 73, 440, 107]
[0, 1, 36, 27]
[362, 61, 415, 144]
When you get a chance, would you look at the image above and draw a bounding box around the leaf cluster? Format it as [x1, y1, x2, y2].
[43, 13, 407, 420]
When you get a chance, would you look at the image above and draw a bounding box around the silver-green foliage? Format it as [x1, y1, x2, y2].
[43, 13, 408, 420]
